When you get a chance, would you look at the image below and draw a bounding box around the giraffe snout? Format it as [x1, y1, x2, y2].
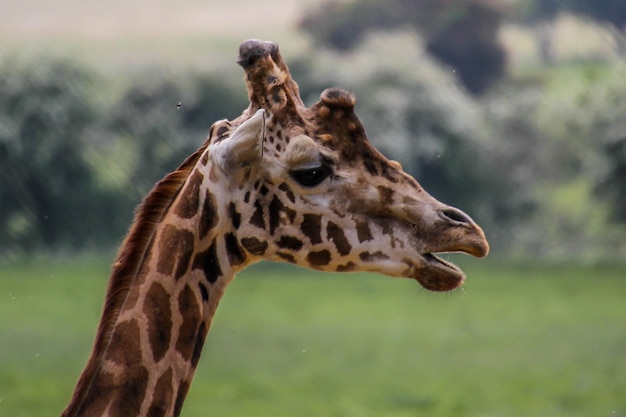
[435, 206, 490, 258]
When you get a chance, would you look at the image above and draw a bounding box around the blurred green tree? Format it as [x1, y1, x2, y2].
[597, 137, 626, 222]
[106, 73, 247, 199]
[511, 0, 562, 64]
[299, 0, 507, 95]
[107, 77, 191, 197]
[0, 58, 102, 251]
[0, 60, 248, 255]
[565, 0, 626, 54]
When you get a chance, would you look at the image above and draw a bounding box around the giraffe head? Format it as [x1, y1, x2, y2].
[208, 40, 488, 292]
[59, 39, 491, 417]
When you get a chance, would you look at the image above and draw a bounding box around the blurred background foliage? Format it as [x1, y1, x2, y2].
[0, 0, 625, 260]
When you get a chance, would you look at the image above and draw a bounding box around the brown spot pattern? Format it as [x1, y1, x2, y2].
[377, 185, 394, 206]
[269, 195, 296, 235]
[225, 232, 247, 266]
[359, 251, 390, 262]
[301, 214, 322, 244]
[191, 321, 208, 368]
[336, 262, 357, 272]
[173, 169, 204, 219]
[198, 282, 209, 302]
[276, 235, 304, 251]
[277, 251, 296, 263]
[143, 282, 172, 363]
[105, 319, 142, 366]
[192, 242, 222, 284]
[327, 221, 351, 256]
[240, 237, 268, 255]
[78, 369, 116, 416]
[199, 190, 218, 239]
[228, 202, 241, 229]
[356, 219, 373, 243]
[250, 200, 265, 230]
[381, 222, 394, 236]
[175, 285, 201, 363]
[278, 182, 295, 203]
[103, 319, 149, 417]
[363, 159, 379, 176]
[156, 225, 194, 281]
[307, 250, 332, 267]
[173, 380, 191, 417]
[111, 365, 149, 417]
[382, 166, 399, 183]
[146, 368, 174, 417]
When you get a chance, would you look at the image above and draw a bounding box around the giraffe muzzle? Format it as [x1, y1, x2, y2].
[410, 207, 489, 292]
[435, 206, 490, 258]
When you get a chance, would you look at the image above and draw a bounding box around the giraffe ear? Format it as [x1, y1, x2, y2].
[212, 109, 265, 182]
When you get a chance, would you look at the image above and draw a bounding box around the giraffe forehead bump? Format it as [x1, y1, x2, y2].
[320, 87, 356, 110]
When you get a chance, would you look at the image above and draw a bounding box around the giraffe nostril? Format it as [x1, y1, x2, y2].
[440, 207, 474, 226]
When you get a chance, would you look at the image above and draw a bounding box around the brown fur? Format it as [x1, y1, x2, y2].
[61, 139, 210, 417]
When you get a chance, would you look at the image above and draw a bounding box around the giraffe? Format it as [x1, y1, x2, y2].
[60, 39, 489, 417]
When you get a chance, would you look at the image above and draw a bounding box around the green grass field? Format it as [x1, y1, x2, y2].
[1, 257, 624, 417]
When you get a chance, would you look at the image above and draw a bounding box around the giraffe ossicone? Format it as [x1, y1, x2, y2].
[61, 39, 488, 417]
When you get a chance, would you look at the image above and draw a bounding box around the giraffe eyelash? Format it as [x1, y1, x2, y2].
[290, 164, 332, 187]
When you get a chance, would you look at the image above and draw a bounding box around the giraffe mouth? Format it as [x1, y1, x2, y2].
[408, 214, 489, 292]
[413, 252, 467, 292]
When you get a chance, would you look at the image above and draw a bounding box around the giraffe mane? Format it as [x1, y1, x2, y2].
[64, 138, 211, 415]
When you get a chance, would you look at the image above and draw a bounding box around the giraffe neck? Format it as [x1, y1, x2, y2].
[62, 146, 246, 417]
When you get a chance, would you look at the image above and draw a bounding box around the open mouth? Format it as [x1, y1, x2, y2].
[414, 252, 467, 292]
[423, 253, 463, 273]
[410, 219, 490, 292]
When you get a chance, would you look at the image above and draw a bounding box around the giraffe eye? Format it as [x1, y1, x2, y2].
[290, 165, 332, 187]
